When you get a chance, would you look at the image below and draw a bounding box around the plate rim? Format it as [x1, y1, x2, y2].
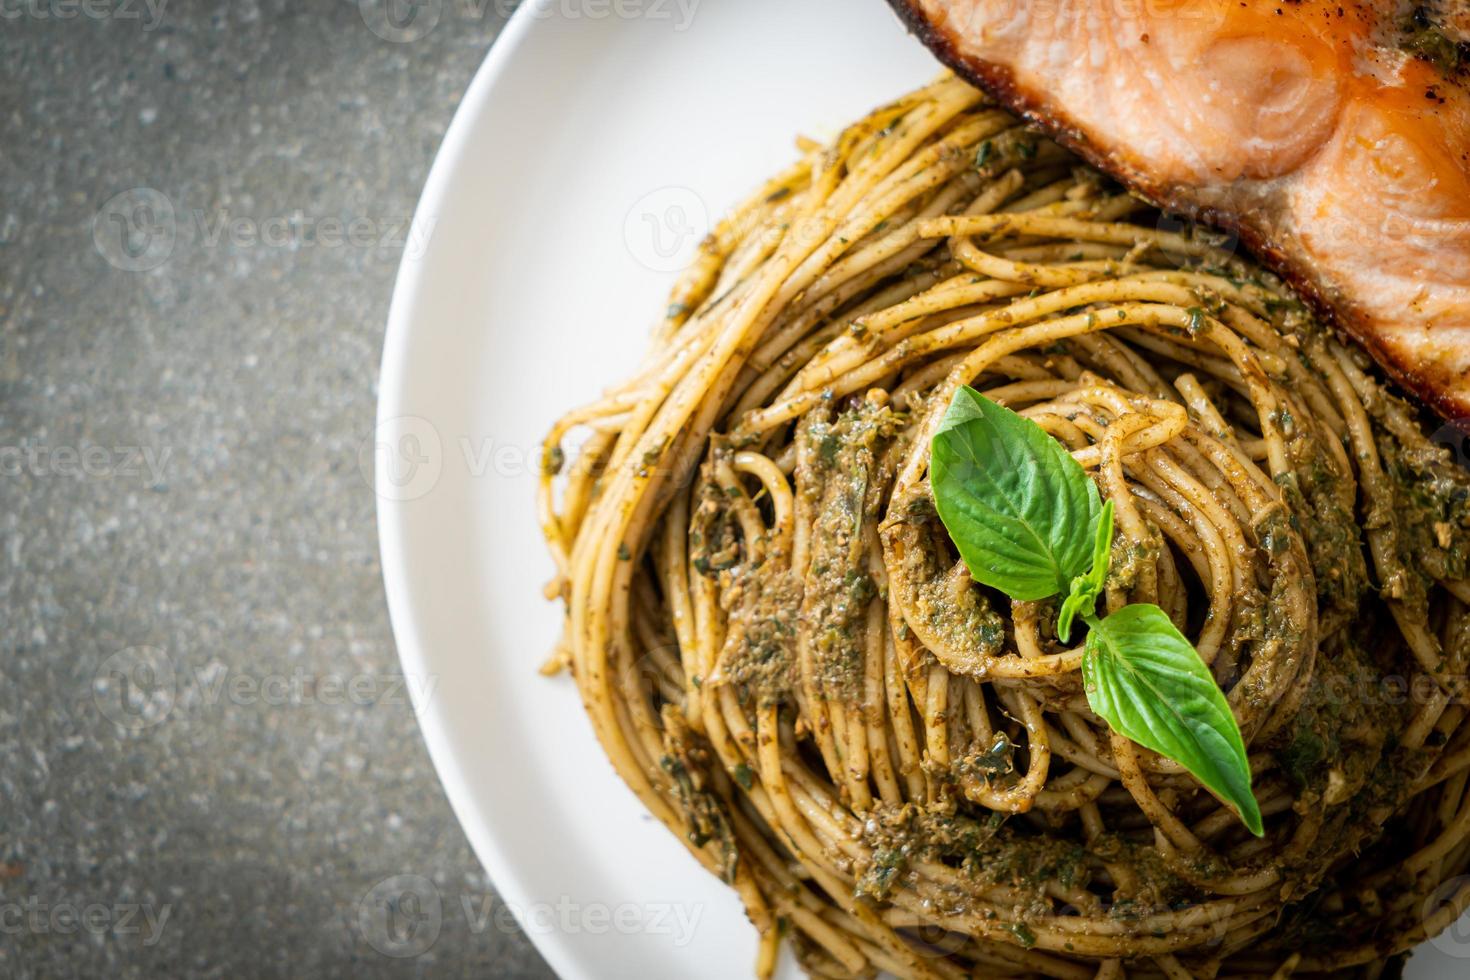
[373, 7, 586, 979]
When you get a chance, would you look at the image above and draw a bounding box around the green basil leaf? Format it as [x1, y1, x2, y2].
[931, 387, 1101, 602]
[1083, 604, 1263, 836]
[1057, 500, 1114, 644]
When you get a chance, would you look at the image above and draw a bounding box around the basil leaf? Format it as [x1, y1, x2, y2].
[1083, 604, 1263, 836]
[931, 387, 1101, 602]
[1057, 499, 1114, 644]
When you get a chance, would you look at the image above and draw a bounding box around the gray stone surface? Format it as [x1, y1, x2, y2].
[0, 3, 554, 977]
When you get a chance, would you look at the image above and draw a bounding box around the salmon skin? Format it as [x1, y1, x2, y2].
[888, 0, 1470, 420]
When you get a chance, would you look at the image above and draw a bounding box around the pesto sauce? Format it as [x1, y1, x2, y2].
[853, 803, 1203, 924]
[658, 705, 738, 883]
[1401, 5, 1468, 79]
[799, 400, 904, 701]
[1373, 429, 1470, 615]
[694, 453, 801, 705]
[1274, 419, 1368, 623]
[716, 567, 802, 706]
[882, 486, 1007, 667]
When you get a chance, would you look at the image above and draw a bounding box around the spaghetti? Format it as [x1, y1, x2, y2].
[538, 76, 1470, 977]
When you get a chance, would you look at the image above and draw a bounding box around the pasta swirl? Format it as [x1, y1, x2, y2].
[539, 76, 1470, 978]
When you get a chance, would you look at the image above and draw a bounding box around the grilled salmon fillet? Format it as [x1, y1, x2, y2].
[889, 0, 1470, 419]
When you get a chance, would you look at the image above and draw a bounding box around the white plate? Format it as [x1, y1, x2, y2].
[375, 2, 1470, 976]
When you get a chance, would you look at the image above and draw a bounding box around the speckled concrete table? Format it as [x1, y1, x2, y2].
[0, 4, 554, 977]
